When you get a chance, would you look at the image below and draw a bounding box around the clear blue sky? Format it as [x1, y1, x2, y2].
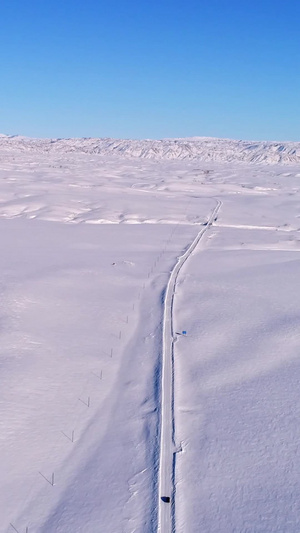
[0, 0, 299, 141]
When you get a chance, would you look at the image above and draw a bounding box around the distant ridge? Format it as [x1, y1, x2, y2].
[0, 135, 299, 164]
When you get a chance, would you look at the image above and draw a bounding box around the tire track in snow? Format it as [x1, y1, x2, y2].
[157, 199, 222, 533]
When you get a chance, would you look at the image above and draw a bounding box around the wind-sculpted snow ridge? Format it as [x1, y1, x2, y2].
[0, 134, 300, 164]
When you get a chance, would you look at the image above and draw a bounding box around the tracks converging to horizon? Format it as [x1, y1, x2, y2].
[157, 199, 222, 533]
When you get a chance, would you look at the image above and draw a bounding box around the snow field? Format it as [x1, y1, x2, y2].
[1, 219, 201, 532]
[0, 152, 214, 226]
[1, 148, 300, 531]
[174, 229, 300, 531]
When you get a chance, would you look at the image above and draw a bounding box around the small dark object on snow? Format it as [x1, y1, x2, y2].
[161, 496, 170, 503]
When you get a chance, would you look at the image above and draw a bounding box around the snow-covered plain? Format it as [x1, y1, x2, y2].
[1, 137, 300, 532]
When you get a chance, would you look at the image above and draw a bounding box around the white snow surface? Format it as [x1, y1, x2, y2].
[1, 142, 300, 532]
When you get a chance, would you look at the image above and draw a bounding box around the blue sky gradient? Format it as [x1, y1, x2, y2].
[0, 0, 299, 140]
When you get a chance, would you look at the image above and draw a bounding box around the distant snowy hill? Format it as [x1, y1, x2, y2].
[0, 134, 299, 164]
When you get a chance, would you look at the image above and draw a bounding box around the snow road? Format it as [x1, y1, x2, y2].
[157, 199, 222, 533]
